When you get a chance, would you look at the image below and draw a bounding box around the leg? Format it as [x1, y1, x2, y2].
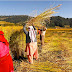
[27, 55, 33, 64]
[42, 36, 45, 45]
[33, 49, 38, 60]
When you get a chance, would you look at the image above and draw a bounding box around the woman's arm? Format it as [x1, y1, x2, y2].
[23, 24, 28, 35]
[32, 24, 36, 30]
[32, 24, 37, 35]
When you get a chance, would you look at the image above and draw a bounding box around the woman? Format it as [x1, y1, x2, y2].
[0, 31, 14, 72]
[23, 24, 38, 64]
[40, 27, 47, 45]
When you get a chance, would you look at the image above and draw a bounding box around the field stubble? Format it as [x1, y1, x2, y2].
[0, 26, 72, 72]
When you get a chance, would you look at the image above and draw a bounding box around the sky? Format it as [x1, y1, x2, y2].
[0, 1, 72, 18]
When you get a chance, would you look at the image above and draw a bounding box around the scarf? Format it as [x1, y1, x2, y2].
[28, 26, 36, 42]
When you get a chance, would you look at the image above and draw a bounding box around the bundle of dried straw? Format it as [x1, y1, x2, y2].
[26, 4, 62, 28]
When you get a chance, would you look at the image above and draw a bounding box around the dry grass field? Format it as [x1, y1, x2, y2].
[0, 24, 72, 72]
[14, 29, 72, 72]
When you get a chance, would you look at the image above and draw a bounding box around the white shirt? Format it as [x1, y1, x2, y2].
[41, 31, 46, 36]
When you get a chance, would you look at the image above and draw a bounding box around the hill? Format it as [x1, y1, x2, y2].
[0, 15, 31, 25]
[46, 16, 72, 28]
[0, 15, 72, 27]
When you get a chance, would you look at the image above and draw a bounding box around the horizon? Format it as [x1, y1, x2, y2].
[0, 15, 71, 19]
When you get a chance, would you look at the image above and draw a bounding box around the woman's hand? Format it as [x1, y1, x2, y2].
[32, 23, 34, 26]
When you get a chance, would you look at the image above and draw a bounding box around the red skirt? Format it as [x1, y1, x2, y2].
[0, 53, 14, 72]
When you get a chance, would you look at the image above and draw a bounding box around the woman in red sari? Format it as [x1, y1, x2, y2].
[0, 31, 14, 72]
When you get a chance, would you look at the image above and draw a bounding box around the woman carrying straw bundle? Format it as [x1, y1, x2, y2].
[40, 27, 47, 45]
[23, 23, 38, 64]
[0, 31, 14, 72]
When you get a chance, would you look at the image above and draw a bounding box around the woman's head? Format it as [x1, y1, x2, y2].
[28, 26, 34, 31]
[41, 27, 47, 31]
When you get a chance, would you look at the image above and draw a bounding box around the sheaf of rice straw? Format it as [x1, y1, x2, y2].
[27, 4, 62, 26]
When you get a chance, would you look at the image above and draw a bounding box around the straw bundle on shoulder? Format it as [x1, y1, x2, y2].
[26, 4, 62, 28]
